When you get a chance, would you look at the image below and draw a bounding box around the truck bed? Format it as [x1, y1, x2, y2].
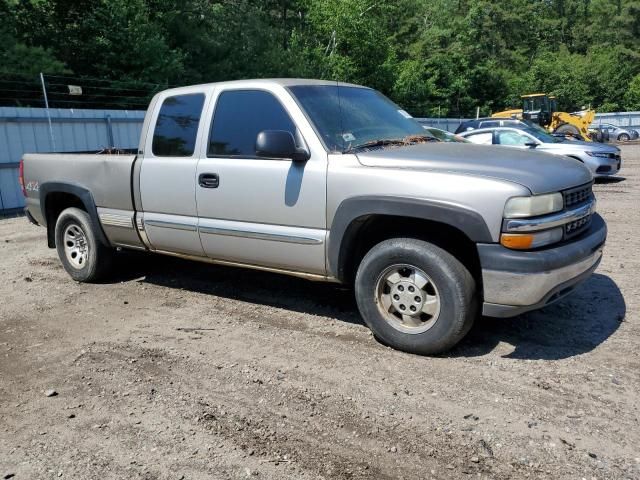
[22, 152, 144, 250]
[23, 152, 138, 215]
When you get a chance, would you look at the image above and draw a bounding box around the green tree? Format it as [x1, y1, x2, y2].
[1, 0, 639, 114]
[14, 0, 184, 83]
[0, 2, 66, 76]
[625, 74, 640, 110]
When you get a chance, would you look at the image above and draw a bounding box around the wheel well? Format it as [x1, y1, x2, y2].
[44, 192, 86, 247]
[338, 215, 482, 290]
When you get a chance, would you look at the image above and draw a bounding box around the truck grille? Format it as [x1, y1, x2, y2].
[563, 183, 592, 209]
[562, 183, 594, 238]
[565, 214, 592, 239]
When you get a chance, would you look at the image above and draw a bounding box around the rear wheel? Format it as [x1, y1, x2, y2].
[55, 207, 113, 282]
[618, 133, 630, 142]
[355, 238, 477, 355]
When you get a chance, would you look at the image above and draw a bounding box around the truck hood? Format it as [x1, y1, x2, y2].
[355, 143, 593, 195]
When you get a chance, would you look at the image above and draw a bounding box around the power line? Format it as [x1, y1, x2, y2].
[0, 88, 45, 95]
[46, 91, 152, 100]
[37, 98, 149, 106]
[0, 79, 41, 86]
[44, 73, 176, 88]
[45, 82, 163, 94]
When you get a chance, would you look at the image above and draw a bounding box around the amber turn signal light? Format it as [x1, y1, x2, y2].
[500, 233, 534, 250]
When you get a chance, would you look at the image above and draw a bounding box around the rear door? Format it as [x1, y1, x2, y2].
[464, 131, 494, 145]
[138, 91, 207, 255]
[195, 86, 328, 275]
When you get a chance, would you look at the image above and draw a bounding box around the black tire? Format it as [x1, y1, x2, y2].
[355, 238, 477, 355]
[618, 133, 630, 142]
[554, 123, 581, 138]
[55, 207, 114, 282]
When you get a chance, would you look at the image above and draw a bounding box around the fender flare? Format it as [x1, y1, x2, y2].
[328, 196, 492, 280]
[40, 182, 111, 248]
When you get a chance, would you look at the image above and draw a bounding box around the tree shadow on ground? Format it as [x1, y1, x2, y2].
[110, 253, 624, 360]
[450, 273, 625, 360]
[109, 251, 363, 326]
[595, 176, 625, 184]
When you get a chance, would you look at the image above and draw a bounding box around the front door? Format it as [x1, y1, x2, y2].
[195, 87, 327, 275]
[495, 129, 536, 148]
[139, 91, 207, 256]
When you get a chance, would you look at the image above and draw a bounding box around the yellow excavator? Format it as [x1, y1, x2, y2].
[492, 93, 598, 142]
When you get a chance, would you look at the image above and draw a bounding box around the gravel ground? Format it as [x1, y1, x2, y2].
[1, 146, 639, 480]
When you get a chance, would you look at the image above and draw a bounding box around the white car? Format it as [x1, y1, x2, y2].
[459, 126, 622, 177]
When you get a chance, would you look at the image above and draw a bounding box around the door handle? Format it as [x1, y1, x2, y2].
[198, 173, 219, 188]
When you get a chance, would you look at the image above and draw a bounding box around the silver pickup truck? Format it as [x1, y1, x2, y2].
[21, 79, 606, 355]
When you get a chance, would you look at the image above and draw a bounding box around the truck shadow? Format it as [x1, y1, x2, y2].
[112, 254, 624, 359]
[450, 273, 625, 360]
[595, 176, 625, 184]
[111, 252, 363, 326]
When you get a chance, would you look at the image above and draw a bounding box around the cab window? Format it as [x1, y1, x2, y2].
[208, 90, 296, 157]
[152, 94, 205, 157]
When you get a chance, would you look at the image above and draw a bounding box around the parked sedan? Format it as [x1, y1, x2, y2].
[459, 127, 621, 177]
[455, 117, 542, 134]
[590, 123, 638, 141]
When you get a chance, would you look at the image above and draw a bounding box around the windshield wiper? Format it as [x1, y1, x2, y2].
[344, 138, 406, 153]
[344, 134, 438, 153]
[404, 134, 439, 143]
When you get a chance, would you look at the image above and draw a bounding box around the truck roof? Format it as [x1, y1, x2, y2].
[160, 78, 368, 96]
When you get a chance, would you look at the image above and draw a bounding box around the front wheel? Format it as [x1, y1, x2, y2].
[355, 238, 477, 355]
[55, 207, 114, 282]
[618, 133, 630, 142]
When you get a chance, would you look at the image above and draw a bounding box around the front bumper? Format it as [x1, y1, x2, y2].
[479, 213, 607, 317]
[589, 155, 621, 177]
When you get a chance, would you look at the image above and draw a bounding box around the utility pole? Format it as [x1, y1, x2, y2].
[40, 72, 56, 151]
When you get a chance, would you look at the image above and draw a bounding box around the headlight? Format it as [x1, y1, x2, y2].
[504, 193, 563, 218]
[500, 228, 564, 250]
[585, 151, 612, 158]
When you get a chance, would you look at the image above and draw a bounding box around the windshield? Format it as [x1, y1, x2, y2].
[289, 85, 427, 152]
[521, 120, 548, 134]
[424, 127, 469, 143]
[523, 96, 548, 113]
[521, 127, 562, 143]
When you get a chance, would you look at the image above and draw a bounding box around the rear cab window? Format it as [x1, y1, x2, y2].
[208, 90, 296, 157]
[152, 93, 205, 157]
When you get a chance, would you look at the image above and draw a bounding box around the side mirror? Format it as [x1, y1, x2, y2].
[525, 142, 538, 148]
[255, 130, 310, 162]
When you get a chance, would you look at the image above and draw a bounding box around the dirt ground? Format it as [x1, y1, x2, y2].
[1, 146, 639, 480]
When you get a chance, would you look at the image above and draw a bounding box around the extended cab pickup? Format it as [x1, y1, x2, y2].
[21, 79, 606, 355]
